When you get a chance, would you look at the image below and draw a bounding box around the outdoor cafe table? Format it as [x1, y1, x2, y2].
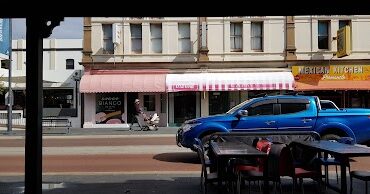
[209, 140, 269, 194]
[292, 140, 370, 194]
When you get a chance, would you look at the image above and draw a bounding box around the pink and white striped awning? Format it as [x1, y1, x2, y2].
[80, 70, 167, 93]
[166, 72, 294, 92]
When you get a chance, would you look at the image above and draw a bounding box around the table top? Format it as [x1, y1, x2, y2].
[210, 141, 267, 158]
[293, 140, 370, 157]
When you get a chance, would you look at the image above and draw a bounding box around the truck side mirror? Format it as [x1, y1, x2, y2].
[237, 110, 249, 118]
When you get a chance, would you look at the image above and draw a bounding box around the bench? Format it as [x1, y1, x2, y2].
[42, 118, 71, 134]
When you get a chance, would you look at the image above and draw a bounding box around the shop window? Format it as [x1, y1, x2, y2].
[209, 91, 230, 115]
[144, 95, 155, 111]
[43, 89, 74, 108]
[0, 90, 25, 110]
[95, 93, 124, 124]
[160, 94, 166, 113]
[318, 20, 330, 50]
[178, 23, 191, 53]
[280, 103, 308, 114]
[131, 24, 142, 53]
[150, 23, 162, 53]
[230, 22, 243, 51]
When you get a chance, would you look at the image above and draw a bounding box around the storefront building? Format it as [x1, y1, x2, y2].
[293, 64, 370, 108]
[80, 17, 305, 127]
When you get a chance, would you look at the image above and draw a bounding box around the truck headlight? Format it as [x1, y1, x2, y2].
[182, 123, 201, 132]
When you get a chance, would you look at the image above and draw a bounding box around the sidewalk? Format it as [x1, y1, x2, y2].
[0, 173, 363, 194]
[0, 126, 179, 137]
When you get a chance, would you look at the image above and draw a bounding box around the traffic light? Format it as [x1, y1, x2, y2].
[1, 59, 10, 69]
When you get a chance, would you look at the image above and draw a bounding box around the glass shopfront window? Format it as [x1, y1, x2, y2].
[143, 95, 155, 111]
[0, 90, 25, 110]
[95, 93, 124, 124]
[43, 89, 74, 108]
[173, 92, 198, 124]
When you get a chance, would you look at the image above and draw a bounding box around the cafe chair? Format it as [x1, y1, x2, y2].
[231, 139, 272, 194]
[350, 171, 370, 194]
[320, 137, 355, 186]
[194, 138, 219, 194]
[284, 144, 323, 194]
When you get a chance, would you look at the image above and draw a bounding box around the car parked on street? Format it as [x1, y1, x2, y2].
[176, 94, 370, 150]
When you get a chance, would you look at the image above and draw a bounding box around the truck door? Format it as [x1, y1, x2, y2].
[232, 99, 278, 132]
[275, 98, 317, 131]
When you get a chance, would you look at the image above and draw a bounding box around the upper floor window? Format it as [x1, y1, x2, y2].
[230, 22, 243, 52]
[178, 23, 191, 53]
[102, 24, 113, 54]
[66, 59, 74, 70]
[339, 20, 351, 29]
[150, 24, 162, 53]
[251, 22, 263, 51]
[130, 24, 142, 53]
[318, 21, 330, 50]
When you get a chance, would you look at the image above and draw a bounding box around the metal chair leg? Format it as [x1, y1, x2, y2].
[366, 181, 368, 194]
[299, 178, 304, 194]
[335, 165, 339, 184]
[350, 174, 353, 194]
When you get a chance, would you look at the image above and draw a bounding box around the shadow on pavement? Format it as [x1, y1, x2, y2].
[0, 177, 204, 194]
[152, 152, 199, 164]
[0, 175, 364, 194]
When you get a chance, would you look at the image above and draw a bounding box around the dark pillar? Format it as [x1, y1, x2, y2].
[25, 17, 44, 194]
[25, 17, 63, 194]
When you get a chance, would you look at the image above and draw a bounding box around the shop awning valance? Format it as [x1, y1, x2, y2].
[80, 73, 166, 93]
[166, 72, 294, 92]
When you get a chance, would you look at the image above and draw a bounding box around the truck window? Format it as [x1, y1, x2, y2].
[247, 103, 274, 116]
[280, 103, 308, 114]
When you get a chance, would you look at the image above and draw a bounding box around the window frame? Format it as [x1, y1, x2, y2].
[230, 22, 243, 52]
[43, 89, 74, 108]
[251, 21, 263, 51]
[143, 95, 156, 111]
[318, 20, 330, 50]
[150, 23, 163, 53]
[102, 24, 114, 54]
[178, 23, 191, 53]
[130, 23, 143, 54]
[66, 59, 74, 70]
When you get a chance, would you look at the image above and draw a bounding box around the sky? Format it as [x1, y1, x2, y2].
[12, 17, 83, 39]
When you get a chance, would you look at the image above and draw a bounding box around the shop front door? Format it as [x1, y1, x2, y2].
[174, 92, 196, 124]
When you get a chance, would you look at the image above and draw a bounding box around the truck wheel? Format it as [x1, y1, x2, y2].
[321, 134, 341, 142]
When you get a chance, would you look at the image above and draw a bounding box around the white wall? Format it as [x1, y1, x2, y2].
[0, 39, 83, 128]
[295, 15, 370, 60]
[91, 17, 198, 63]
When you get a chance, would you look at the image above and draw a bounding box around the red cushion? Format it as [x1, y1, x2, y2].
[255, 139, 272, 171]
[295, 167, 320, 178]
[236, 165, 259, 172]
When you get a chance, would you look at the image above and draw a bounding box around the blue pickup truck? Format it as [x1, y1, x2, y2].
[176, 95, 370, 149]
